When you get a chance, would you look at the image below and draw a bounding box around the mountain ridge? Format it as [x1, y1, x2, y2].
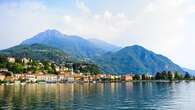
[0, 44, 74, 64]
[4, 29, 185, 74]
[22, 29, 106, 59]
[89, 38, 121, 52]
[94, 45, 184, 75]
[182, 67, 195, 75]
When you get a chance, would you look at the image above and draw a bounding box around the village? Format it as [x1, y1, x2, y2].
[0, 57, 156, 84]
[0, 70, 137, 84]
[0, 56, 191, 85]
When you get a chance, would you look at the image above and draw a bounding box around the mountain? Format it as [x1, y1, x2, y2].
[89, 39, 121, 52]
[0, 44, 74, 64]
[22, 29, 105, 58]
[182, 68, 195, 75]
[0, 44, 101, 74]
[7, 29, 184, 75]
[94, 45, 184, 75]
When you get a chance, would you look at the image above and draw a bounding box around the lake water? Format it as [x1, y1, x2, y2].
[0, 82, 195, 110]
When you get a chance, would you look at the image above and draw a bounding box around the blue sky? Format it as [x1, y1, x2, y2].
[0, 0, 195, 69]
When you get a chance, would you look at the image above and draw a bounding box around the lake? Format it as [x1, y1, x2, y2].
[0, 82, 195, 110]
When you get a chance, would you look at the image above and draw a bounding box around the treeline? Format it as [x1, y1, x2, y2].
[133, 71, 193, 80]
[155, 71, 192, 80]
[73, 63, 101, 75]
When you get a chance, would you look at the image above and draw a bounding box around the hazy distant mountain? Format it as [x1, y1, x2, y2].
[182, 68, 195, 75]
[0, 44, 74, 64]
[89, 39, 121, 52]
[22, 29, 105, 58]
[94, 45, 184, 75]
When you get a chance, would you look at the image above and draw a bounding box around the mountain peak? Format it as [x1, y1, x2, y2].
[128, 45, 145, 50]
[131, 44, 144, 48]
[21, 29, 106, 58]
[42, 29, 65, 37]
[45, 29, 59, 33]
[121, 45, 147, 52]
[21, 29, 65, 45]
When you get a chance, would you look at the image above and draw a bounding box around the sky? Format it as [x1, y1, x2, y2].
[0, 0, 195, 69]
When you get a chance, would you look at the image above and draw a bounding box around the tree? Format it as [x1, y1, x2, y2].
[51, 63, 57, 74]
[174, 72, 182, 80]
[162, 71, 168, 80]
[142, 74, 147, 80]
[73, 63, 101, 75]
[168, 71, 173, 80]
[184, 72, 191, 80]
[7, 63, 25, 74]
[0, 56, 7, 62]
[133, 74, 141, 80]
[155, 72, 161, 80]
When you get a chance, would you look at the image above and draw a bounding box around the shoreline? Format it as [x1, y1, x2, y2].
[0, 80, 193, 85]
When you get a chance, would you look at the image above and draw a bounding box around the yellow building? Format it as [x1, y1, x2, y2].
[0, 74, 5, 81]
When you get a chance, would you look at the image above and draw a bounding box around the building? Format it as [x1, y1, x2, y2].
[21, 58, 30, 64]
[95, 74, 103, 81]
[58, 75, 66, 82]
[122, 74, 133, 81]
[0, 68, 8, 72]
[55, 65, 60, 72]
[0, 71, 13, 82]
[0, 73, 5, 81]
[14, 74, 24, 80]
[74, 74, 82, 81]
[3, 72, 14, 82]
[36, 74, 58, 83]
[24, 74, 36, 82]
[36, 74, 46, 81]
[55, 65, 70, 74]
[7, 57, 15, 63]
[59, 66, 69, 72]
[67, 77, 74, 82]
[82, 75, 90, 82]
[89, 75, 96, 82]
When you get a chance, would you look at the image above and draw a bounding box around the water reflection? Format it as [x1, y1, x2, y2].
[0, 82, 195, 110]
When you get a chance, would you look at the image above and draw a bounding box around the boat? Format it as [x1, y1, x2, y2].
[20, 82, 26, 85]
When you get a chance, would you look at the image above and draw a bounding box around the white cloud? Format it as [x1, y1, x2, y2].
[0, 1, 68, 49]
[104, 10, 112, 18]
[61, 11, 133, 45]
[1, 0, 195, 69]
[127, 0, 195, 69]
[76, 0, 91, 15]
[64, 15, 72, 23]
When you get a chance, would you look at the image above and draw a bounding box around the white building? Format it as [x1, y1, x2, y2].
[7, 57, 15, 63]
[21, 58, 30, 64]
